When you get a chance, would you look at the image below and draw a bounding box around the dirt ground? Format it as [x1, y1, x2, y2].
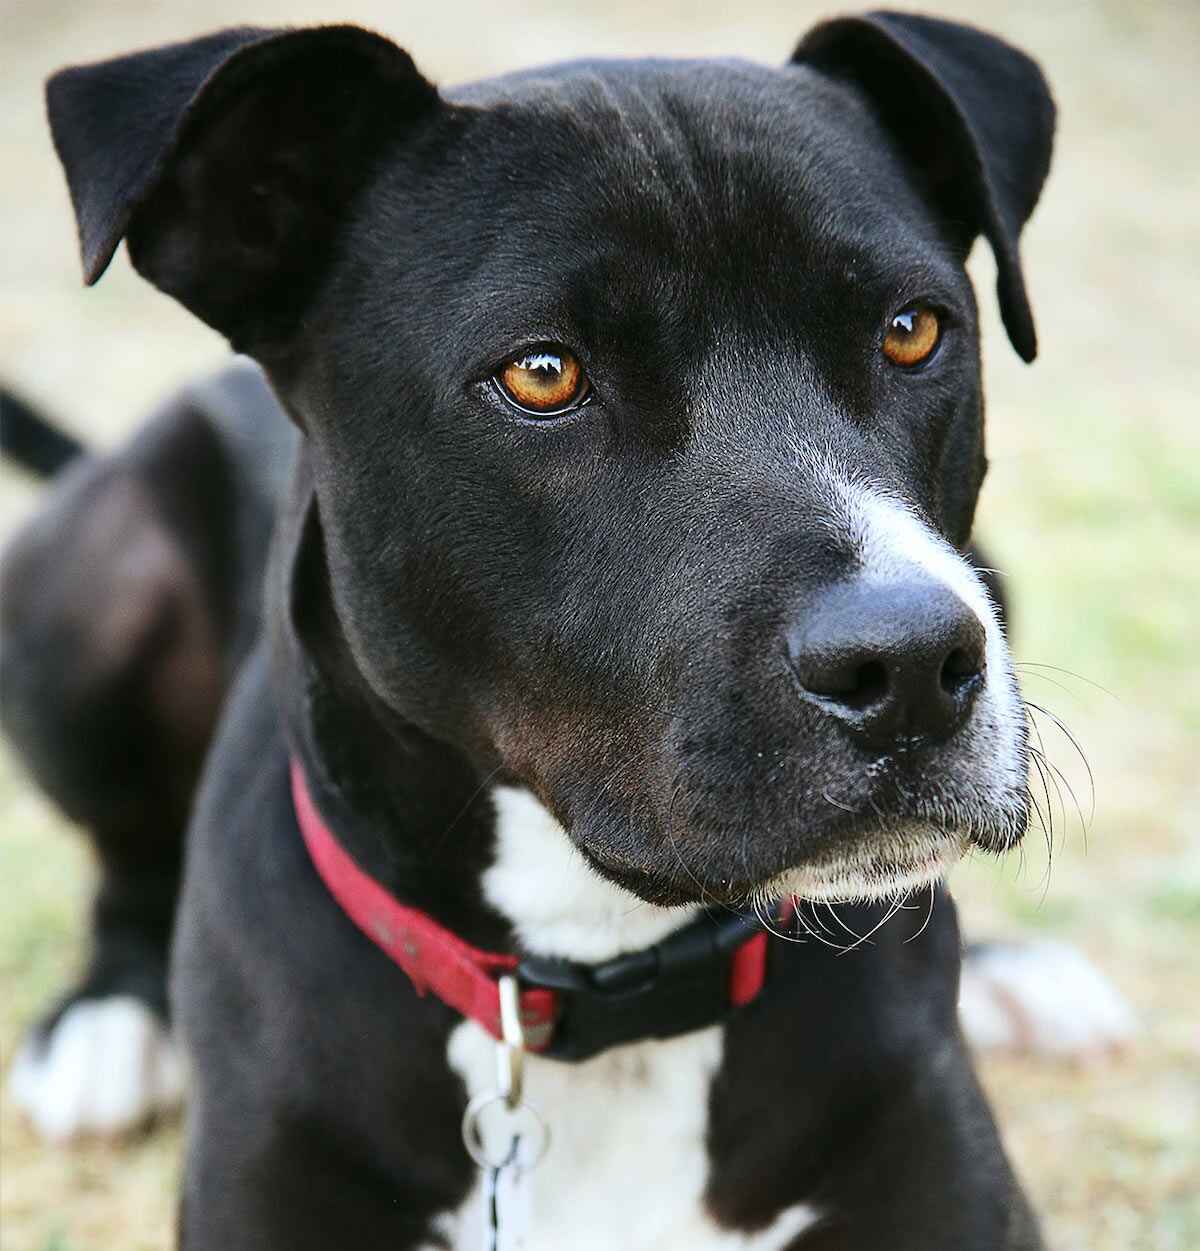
[1, 1, 1197, 1248]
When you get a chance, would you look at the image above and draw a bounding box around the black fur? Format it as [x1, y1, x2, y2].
[37, 12, 1055, 1247]
[797, 12, 1054, 362]
[0, 388, 86, 477]
[0, 363, 294, 1039]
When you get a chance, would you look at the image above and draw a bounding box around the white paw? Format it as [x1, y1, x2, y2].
[959, 941, 1137, 1059]
[8, 995, 186, 1142]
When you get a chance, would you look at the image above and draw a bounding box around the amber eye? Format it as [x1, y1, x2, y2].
[495, 347, 590, 416]
[882, 305, 941, 368]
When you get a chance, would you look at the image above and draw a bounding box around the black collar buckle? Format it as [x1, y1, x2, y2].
[517, 909, 762, 1062]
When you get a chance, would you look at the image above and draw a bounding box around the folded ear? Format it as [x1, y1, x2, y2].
[794, 12, 1055, 362]
[46, 25, 440, 353]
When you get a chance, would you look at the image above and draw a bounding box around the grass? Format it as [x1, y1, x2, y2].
[2, 1, 1198, 1248]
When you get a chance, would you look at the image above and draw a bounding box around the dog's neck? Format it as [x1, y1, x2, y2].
[267, 469, 689, 962]
[270, 502, 508, 950]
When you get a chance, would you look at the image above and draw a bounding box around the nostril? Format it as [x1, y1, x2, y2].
[940, 644, 984, 696]
[841, 659, 888, 711]
[797, 655, 890, 711]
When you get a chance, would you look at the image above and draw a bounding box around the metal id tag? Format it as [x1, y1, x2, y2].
[482, 1135, 533, 1251]
[468, 978, 545, 1251]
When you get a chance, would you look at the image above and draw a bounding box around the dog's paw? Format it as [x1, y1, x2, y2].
[959, 940, 1136, 1059]
[8, 995, 185, 1142]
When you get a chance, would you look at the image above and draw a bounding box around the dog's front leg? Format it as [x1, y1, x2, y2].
[788, 1045, 1043, 1251]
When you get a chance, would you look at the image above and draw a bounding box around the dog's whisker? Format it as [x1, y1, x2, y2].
[904, 882, 938, 945]
[1015, 669, 1077, 702]
[1022, 759, 1050, 834]
[1038, 752, 1091, 854]
[751, 896, 810, 947]
[822, 901, 864, 941]
[809, 903, 844, 939]
[1024, 700, 1096, 824]
[664, 772, 742, 919]
[797, 902, 858, 955]
[821, 787, 861, 815]
[835, 893, 906, 956]
[1025, 717, 1088, 853]
[1024, 712, 1058, 834]
[1027, 748, 1058, 848]
[429, 764, 506, 852]
[781, 898, 856, 954]
[1015, 661, 1119, 702]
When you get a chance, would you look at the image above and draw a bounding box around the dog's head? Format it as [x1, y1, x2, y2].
[47, 14, 1053, 906]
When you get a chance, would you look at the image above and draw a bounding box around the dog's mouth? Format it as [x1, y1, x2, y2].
[574, 791, 1026, 909]
[542, 661, 1031, 910]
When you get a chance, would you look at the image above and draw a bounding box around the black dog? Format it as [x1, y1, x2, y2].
[26, 11, 1064, 1247]
[13, 363, 1113, 1149]
[13, 363, 1112, 1148]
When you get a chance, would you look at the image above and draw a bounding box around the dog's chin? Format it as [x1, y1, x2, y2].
[753, 825, 970, 907]
[577, 822, 980, 910]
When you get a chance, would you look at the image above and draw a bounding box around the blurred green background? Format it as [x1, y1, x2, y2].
[1, 1, 1197, 1248]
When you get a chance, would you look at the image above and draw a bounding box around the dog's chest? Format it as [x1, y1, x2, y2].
[438, 1020, 817, 1250]
[427, 787, 819, 1250]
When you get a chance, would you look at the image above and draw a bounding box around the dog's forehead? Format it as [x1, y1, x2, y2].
[451, 55, 853, 134]
[357, 57, 952, 355]
[445, 56, 906, 211]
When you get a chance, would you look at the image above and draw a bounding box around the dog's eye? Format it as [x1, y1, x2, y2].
[883, 306, 941, 368]
[494, 347, 590, 417]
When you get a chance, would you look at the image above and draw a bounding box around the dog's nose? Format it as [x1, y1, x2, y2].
[786, 578, 987, 745]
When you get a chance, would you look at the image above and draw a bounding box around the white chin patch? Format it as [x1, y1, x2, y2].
[757, 827, 967, 906]
[8, 995, 186, 1143]
[487, 785, 693, 962]
[959, 941, 1137, 1058]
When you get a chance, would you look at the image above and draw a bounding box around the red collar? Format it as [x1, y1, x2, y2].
[291, 758, 769, 1060]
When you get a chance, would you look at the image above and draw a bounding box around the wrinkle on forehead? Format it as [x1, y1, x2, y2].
[448, 56, 946, 264]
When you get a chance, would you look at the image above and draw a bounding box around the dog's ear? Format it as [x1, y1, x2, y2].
[794, 12, 1055, 362]
[46, 26, 440, 353]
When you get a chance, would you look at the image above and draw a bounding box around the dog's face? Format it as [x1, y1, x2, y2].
[48, 16, 1055, 906]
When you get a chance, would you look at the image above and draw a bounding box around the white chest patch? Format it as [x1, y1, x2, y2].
[432, 787, 820, 1250]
